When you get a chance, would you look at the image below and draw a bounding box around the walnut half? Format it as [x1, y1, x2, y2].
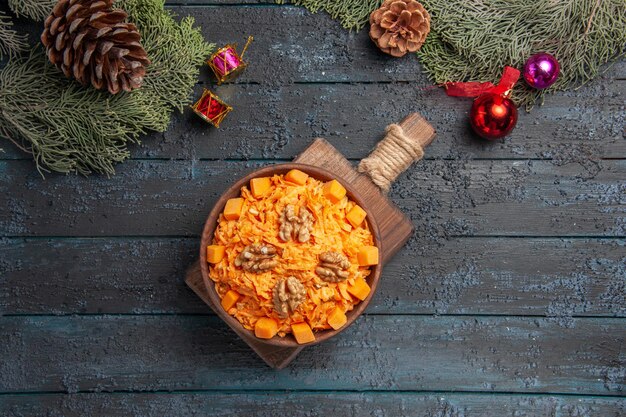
[278, 204, 313, 243]
[235, 243, 278, 273]
[315, 251, 351, 283]
[273, 276, 306, 317]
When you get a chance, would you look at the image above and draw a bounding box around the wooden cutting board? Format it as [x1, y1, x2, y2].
[185, 137, 416, 368]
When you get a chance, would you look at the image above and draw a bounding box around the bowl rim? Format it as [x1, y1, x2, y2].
[199, 162, 383, 347]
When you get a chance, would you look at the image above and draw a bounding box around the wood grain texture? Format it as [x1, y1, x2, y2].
[2, 80, 623, 160]
[1, 315, 623, 394]
[2, 159, 623, 238]
[186, 138, 410, 365]
[1, 392, 624, 417]
[171, 5, 429, 85]
[295, 138, 414, 261]
[2, 237, 624, 317]
[0, 10, 624, 161]
[186, 261, 303, 369]
[1, 1, 624, 413]
[136, 79, 626, 160]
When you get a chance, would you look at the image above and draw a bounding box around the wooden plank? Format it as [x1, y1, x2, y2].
[0, 238, 200, 315]
[1, 159, 624, 238]
[294, 138, 415, 262]
[1, 392, 624, 416]
[1, 8, 624, 161]
[2, 237, 624, 317]
[166, 4, 626, 83]
[129, 78, 626, 161]
[140, 78, 626, 160]
[1, 315, 623, 394]
[185, 260, 303, 369]
[172, 5, 430, 84]
[19, 5, 625, 87]
[162, 4, 626, 158]
[2, 79, 624, 161]
[182, 137, 415, 368]
[169, 1, 268, 3]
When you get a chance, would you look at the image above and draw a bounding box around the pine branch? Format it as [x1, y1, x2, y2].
[277, 0, 382, 31]
[280, 0, 626, 107]
[0, 11, 27, 60]
[0, 0, 214, 176]
[417, 0, 626, 107]
[119, 0, 215, 112]
[8, 0, 57, 21]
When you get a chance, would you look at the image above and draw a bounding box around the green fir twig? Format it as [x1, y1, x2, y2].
[8, 0, 57, 21]
[280, 0, 626, 107]
[277, 0, 382, 31]
[417, 0, 626, 107]
[0, 0, 214, 176]
[0, 11, 27, 60]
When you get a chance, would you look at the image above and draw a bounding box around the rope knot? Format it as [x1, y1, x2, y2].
[357, 123, 425, 193]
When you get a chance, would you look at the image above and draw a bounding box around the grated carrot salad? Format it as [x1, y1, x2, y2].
[209, 173, 375, 336]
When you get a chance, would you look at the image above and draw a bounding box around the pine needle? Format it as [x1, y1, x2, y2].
[280, 0, 626, 107]
[0, 11, 27, 60]
[417, 0, 626, 107]
[8, 0, 57, 21]
[0, 0, 214, 176]
[277, 0, 382, 31]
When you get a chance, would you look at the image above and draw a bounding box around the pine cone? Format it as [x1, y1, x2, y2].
[41, 0, 150, 94]
[369, 0, 430, 57]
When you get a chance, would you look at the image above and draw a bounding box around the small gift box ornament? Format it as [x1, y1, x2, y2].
[207, 36, 253, 84]
[191, 89, 233, 128]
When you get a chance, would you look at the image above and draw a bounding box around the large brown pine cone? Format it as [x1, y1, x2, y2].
[41, 0, 151, 94]
[369, 0, 430, 57]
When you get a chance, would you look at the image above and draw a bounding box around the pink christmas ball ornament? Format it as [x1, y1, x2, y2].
[523, 53, 560, 89]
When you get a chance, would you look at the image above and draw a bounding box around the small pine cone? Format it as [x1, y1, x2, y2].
[369, 0, 430, 57]
[41, 0, 151, 94]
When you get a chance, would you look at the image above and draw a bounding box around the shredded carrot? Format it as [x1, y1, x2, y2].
[209, 173, 375, 336]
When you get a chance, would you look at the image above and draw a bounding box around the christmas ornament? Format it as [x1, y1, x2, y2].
[369, 0, 430, 57]
[283, 0, 625, 107]
[445, 66, 520, 98]
[444, 66, 520, 140]
[191, 89, 232, 128]
[41, 0, 151, 95]
[1, 0, 214, 176]
[523, 52, 560, 89]
[207, 36, 253, 84]
[469, 93, 518, 140]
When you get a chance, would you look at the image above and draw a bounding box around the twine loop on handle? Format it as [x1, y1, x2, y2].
[358, 123, 425, 193]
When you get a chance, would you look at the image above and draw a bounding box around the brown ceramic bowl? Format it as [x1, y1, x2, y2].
[200, 163, 383, 347]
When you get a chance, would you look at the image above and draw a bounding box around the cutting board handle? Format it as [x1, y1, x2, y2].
[358, 112, 435, 193]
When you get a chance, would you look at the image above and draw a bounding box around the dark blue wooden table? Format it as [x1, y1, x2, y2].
[1, 1, 625, 415]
